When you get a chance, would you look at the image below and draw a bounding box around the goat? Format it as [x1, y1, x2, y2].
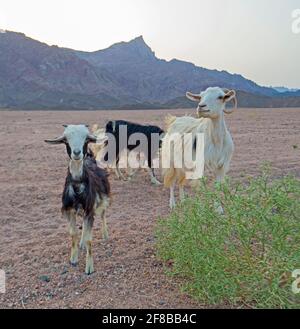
[45, 125, 110, 275]
[104, 120, 164, 185]
[89, 123, 138, 180]
[162, 87, 237, 210]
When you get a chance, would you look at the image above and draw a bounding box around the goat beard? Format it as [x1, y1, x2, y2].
[69, 159, 83, 181]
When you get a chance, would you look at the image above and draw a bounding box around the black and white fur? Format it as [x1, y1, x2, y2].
[45, 125, 110, 275]
[104, 120, 164, 185]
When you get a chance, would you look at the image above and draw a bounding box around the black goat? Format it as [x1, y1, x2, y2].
[104, 120, 164, 184]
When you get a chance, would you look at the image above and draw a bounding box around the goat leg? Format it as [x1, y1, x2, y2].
[214, 166, 225, 215]
[67, 209, 79, 266]
[147, 167, 161, 185]
[101, 210, 108, 241]
[169, 183, 176, 209]
[82, 216, 94, 275]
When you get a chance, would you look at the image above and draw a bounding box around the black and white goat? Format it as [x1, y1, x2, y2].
[104, 120, 164, 185]
[45, 125, 110, 275]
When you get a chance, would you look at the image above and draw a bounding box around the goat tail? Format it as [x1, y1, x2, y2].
[163, 167, 176, 188]
[164, 114, 176, 131]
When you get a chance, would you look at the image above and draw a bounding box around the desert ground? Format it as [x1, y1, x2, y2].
[0, 108, 299, 309]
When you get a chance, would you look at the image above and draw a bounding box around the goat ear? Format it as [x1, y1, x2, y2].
[44, 136, 65, 144]
[87, 134, 97, 144]
[223, 90, 236, 103]
[186, 92, 201, 102]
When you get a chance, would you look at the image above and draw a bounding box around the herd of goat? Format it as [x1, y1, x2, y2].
[45, 86, 237, 274]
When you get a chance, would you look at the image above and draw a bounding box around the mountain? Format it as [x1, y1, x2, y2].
[273, 86, 300, 93]
[74, 36, 278, 102]
[0, 30, 299, 110]
[0, 31, 141, 109]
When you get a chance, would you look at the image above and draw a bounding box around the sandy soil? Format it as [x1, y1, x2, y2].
[0, 108, 299, 309]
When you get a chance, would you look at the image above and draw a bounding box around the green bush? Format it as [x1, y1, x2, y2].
[156, 167, 300, 308]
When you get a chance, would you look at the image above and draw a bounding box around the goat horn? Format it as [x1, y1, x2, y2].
[222, 88, 230, 93]
[223, 89, 237, 114]
[224, 97, 237, 114]
[44, 135, 65, 144]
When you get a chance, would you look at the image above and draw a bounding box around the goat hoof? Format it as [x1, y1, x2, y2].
[85, 265, 94, 275]
[152, 180, 162, 186]
[70, 260, 78, 267]
[169, 201, 176, 209]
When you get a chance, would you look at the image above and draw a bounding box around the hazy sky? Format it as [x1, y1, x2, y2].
[0, 0, 300, 88]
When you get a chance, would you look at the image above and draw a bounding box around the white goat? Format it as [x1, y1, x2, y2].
[162, 86, 237, 210]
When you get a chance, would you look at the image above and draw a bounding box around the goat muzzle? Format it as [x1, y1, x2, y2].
[197, 106, 210, 117]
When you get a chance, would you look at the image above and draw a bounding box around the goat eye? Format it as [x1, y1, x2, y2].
[218, 96, 223, 100]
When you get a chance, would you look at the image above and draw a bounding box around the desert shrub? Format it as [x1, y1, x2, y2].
[156, 167, 300, 308]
